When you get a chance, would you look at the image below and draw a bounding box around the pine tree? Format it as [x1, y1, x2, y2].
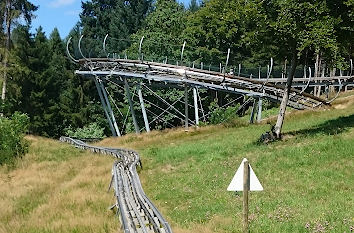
[6, 25, 32, 114]
[80, 0, 152, 55]
[41, 28, 69, 136]
[188, 0, 199, 12]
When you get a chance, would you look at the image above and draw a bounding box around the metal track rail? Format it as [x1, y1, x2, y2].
[76, 58, 329, 110]
[60, 136, 172, 233]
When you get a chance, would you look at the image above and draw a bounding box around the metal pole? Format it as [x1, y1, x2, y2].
[94, 77, 117, 137]
[326, 84, 329, 99]
[137, 83, 150, 132]
[184, 84, 189, 130]
[99, 80, 121, 137]
[249, 99, 256, 124]
[180, 41, 186, 66]
[257, 97, 262, 123]
[124, 78, 140, 134]
[243, 160, 250, 233]
[193, 87, 199, 127]
[139, 36, 144, 61]
[258, 66, 261, 79]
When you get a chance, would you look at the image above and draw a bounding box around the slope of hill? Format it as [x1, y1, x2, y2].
[1, 93, 353, 233]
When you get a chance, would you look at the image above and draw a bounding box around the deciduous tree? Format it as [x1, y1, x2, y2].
[1, 0, 37, 114]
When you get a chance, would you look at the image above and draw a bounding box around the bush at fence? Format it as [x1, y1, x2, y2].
[0, 112, 29, 165]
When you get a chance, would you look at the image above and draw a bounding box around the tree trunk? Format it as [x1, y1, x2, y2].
[316, 56, 323, 97]
[1, 0, 11, 115]
[313, 52, 320, 96]
[273, 51, 297, 138]
[317, 64, 325, 97]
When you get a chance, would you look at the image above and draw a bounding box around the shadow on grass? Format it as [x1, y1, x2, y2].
[286, 114, 354, 137]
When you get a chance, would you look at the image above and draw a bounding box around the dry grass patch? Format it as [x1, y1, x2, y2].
[0, 137, 118, 233]
[96, 125, 222, 150]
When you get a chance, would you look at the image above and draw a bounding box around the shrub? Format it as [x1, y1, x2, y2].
[0, 112, 29, 165]
[208, 101, 241, 125]
[64, 122, 105, 139]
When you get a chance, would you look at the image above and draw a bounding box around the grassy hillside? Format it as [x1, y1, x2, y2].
[0, 138, 118, 233]
[1, 93, 354, 233]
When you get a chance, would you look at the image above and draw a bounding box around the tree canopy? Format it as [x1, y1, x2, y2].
[0, 0, 352, 138]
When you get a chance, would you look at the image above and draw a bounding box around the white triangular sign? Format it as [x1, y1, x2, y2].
[227, 158, 263, 191]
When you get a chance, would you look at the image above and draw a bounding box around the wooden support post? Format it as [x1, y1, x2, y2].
[193, 87, 199, 127]
[243, 160, 250, 233]
[124, 78, 140, 134]
[184, 84, 189, 131]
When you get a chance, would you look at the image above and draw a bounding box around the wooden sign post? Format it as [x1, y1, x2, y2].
[227, 158, 263, 233]
[243, 160, 250, 233]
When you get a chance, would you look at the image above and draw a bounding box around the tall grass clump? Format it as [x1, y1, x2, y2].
[0, 112, 29, 165]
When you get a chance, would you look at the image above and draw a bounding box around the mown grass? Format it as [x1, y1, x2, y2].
[1, 93, 353, 233]
[98, 92, 354, 233]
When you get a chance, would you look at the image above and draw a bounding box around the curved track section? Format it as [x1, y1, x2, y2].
[76, 58, 328, 110]
[60, 136, 172, 233]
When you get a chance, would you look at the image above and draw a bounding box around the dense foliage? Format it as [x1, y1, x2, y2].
[65, 122, 105, 139]
[0, 0, 353, 139]
[0, 112, 29, 165]
[4, 26, 107, 138]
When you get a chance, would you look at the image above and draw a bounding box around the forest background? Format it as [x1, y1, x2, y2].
[0, 0, 353, 140]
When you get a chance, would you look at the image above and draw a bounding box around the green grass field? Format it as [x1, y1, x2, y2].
[1, 93, 353, 233]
